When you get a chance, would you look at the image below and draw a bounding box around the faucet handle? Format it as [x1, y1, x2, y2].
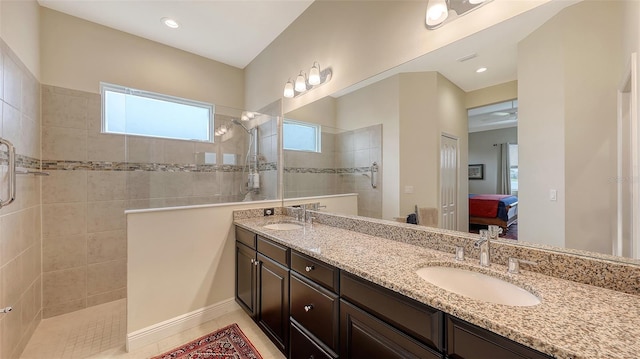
[442, 245, 465, 261]
[508, 257, 537, 274]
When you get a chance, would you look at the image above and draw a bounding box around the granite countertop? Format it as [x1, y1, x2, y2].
[235, 215, 640, 359]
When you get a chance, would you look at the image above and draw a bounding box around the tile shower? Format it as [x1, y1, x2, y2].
[284, 124, 382, 219]
[40, 85, 279, 319]
[0, 39, 43, 359]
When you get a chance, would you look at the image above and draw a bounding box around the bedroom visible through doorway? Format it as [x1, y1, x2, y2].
[467, 100, 519, 239]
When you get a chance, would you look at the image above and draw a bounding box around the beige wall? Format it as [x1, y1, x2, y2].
[518, 1, 624, 251]
[127, 195, 357, 342]
[39, 8, 243, 108]
[466, 81, 517, 110]
[286, 96, 337, 130]
[0, 0, 40, 79]
[245, 0, 553, 113]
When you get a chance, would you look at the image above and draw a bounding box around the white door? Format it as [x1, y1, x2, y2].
[440, 134, 459, 230]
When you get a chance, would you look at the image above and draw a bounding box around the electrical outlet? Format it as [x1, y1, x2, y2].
[263, 208, 274, 216]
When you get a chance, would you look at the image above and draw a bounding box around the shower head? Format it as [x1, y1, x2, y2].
[231, 119, 251, 134]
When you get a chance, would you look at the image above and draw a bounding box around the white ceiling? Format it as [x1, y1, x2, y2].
[37, 0, 314, 69]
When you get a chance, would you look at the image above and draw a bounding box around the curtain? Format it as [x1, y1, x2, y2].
[498, 143, 511, 195]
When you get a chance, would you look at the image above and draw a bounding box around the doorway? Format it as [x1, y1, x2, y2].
[440, 134, 458, 230]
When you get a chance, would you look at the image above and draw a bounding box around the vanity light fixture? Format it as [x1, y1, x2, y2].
[308, 62, 321, 85]
[283, 80, 295, 98]
[295, 72, 308, 92]
[240, 111, 255, 122]
[283, 62, 333, 99]
[425, 0, 493, 30]
[161, 17, 180, 29]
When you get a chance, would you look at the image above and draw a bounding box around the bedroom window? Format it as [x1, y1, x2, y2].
[509, 144, 519, 196]
[283, 119, 321, 152]
[101, 83, 214, 142]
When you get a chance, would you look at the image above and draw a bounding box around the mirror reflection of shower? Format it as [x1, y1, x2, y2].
[231, 116, 261, 201]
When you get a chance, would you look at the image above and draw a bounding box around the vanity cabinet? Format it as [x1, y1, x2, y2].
[446, 316, 552, 359]
[289, 251, 340, 358]
[235, 226, 554, 359]
[340, 272, 444, 359]
[235, 227, 290, 354]
[235, 227, 257, 318]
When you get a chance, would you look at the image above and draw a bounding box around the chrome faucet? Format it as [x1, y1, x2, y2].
[289, 204, 307, 222]
[475, 229, 490, 267]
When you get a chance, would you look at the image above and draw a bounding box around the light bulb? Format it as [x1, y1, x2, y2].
[295, 72, 307, 92]
[308, 63, 321, 85]
[283, 81, 294, 98]
[161, 17, 180, 29]
[426, 0, 449, 27]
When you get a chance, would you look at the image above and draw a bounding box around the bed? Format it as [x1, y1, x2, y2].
[468, 194, 518, 231]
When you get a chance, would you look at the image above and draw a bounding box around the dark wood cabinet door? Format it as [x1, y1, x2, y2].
[290, 273, 339, 353]
[235, 242, 257, 318]
[257, 254, 289, 354]
[290, 321, 335, 359]
[446, 316, 552, 359]
[340, 300, 442, 359]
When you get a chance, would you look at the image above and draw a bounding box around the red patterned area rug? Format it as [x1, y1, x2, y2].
[150, 323, 263, 359]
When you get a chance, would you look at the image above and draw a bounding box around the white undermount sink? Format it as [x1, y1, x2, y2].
[263, 222, 303, 230]
[416, 266, 540, 307]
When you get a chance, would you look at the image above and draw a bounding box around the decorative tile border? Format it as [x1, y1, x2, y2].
[39, 160, 279, 173]
[0, 153, 42, 170]
[284, 166, 371, 174]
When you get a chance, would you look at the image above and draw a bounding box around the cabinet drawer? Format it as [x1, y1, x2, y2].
[340, 272, 443, 351]
[236, 226, 256, 249]
[446, 316, 552, 359]
[290, 273, 339, 353]
[291, 250, 339, 292]
[257, 236, 289, 267]
[290, 321, 335, 359]
[340, 300, 442, 359]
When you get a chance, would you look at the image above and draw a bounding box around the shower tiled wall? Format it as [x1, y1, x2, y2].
[337, 125, 382, 219]
[40, 85, 278, 318]
[284, 124, 382, 219]
[0, 40, 43, 358]
[41, 86, 127, 317]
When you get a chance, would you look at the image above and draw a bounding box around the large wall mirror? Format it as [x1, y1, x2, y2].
[282, 0, 640, 264]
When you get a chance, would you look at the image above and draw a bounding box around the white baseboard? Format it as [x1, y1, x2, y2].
[126, 298, 240, 352]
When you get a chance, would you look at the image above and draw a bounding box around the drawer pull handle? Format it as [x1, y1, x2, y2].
[304, 304, 314, 312]
[250, 259, 254, 264]
[305, 265, 315, 272]
[254, 260, 260, 266]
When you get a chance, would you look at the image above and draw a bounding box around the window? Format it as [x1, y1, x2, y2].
[283, 119, 321, 152]
[101, 83, 214, 142]
[509, 144, 519, 195]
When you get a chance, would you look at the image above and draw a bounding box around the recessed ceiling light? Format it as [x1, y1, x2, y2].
[161, 17, 180, 29]
[476, 67, 487, 73]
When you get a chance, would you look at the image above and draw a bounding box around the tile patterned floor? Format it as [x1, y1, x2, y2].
[20, 300, 285, 359]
